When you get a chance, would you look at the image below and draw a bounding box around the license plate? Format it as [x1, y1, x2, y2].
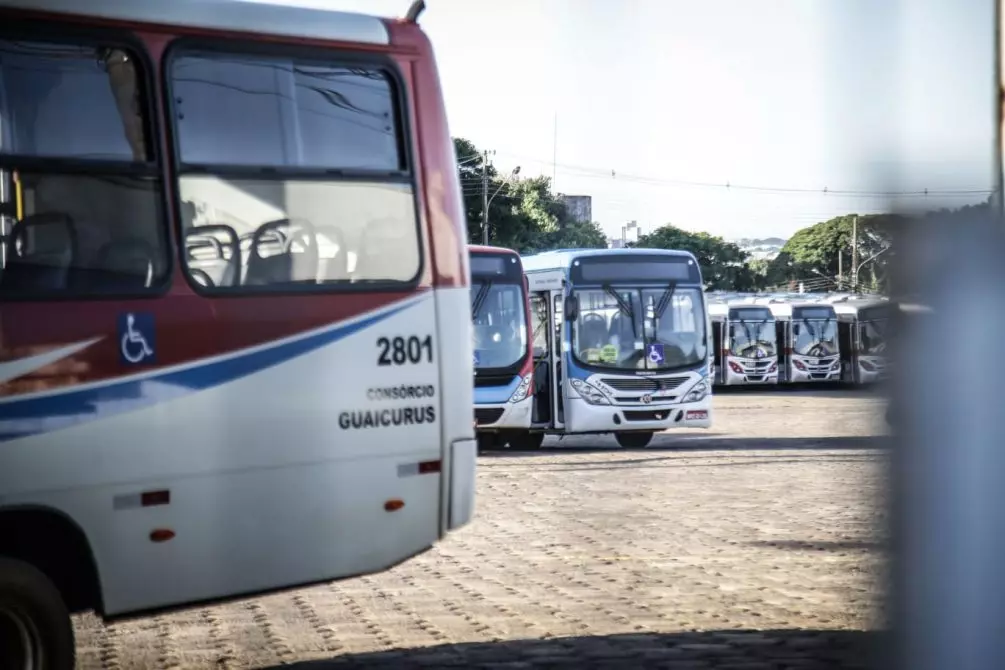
[686, 410, 708, 420]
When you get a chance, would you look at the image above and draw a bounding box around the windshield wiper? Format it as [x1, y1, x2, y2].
[603, 284, 637, 338]
[471, 281, 493, 319]
[653, 282, 678, 320]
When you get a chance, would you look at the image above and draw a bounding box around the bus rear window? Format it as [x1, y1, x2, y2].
[170, 52, 402, 171]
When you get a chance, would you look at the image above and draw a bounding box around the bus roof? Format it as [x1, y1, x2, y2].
[0, 0, 391, 45]
[521, 247, 697, 273]
[468, 245, 520, 256]
[832, 298, 889, 317]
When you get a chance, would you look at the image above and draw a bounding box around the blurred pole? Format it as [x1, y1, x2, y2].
[891, 212, 1005, 670]
[891, 4, 1005, 669]
[995, 0, 1004, 215]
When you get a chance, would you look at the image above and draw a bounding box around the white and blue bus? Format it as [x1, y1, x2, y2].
[521, 248, 712, 448]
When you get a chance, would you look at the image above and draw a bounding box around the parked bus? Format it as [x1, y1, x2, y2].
[709, 302, 779, 386]
[521, 248, 712, 449]
[468, 245, 535, 448]
[0, 0, 475, 665]
[834, 298, 891, 384]
[769, 302, 842, 383]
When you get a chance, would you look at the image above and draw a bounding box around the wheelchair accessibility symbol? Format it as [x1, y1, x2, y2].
[119, 312, 156, 365]
[646, 343, 665, 366]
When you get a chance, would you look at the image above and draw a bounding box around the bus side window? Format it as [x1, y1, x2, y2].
[531, 294, 549, 358]
[0, 39, 167, 298]
[168, 51, 419, 291]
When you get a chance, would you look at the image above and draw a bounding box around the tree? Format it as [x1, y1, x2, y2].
[533, 218, 608, 252]
[453, 137, 609, 253]
[776, 213, 899, 291]
[454, 138, 506, 245]
[633, 225, 757, 291]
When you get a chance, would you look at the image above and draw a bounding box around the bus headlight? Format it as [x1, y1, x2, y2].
[569, 378, 610, 405]
[509, 374, 533, 403]
[683, 380, 709, 403]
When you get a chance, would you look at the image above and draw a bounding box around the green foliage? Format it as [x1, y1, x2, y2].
[453, 137, 608, 253]
[633, 225, 759, 291]
[776, 213, 900, 291]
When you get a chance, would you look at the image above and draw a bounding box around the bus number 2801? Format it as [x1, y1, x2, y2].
[377, 336, 434, 366]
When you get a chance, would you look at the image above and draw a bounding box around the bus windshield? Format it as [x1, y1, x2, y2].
[572, 286, 707, 371]
[471, 280, 528, 369]
[859, 318, 888, 356]
[793, 318, 838, 356]
[728, 320, 776, 358]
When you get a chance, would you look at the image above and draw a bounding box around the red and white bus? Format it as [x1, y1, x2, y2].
[0, 0, 475, 666]
[468, 245, 537, 449]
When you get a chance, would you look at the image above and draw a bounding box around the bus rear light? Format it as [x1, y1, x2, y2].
[149, 529, 175, 543]
[418, 460, 441, 474]
[384, 499, 405, 512]
[141, 490, 170, 507]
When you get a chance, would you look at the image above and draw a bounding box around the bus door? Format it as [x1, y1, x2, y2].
[777, 319, 791, 382]
[712, 318, 726, 384]
[838, 319, 856, 383]
[530, 292, 552, 426]
[551, 289, 566, 428]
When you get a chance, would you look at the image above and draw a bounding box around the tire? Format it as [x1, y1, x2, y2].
[615, 431, 654, 449]
[0, 557, 75, 670]
[477, 433, 501, 451]
[507, 431, 545, 451]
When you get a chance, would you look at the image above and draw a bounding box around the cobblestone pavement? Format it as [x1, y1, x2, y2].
[74, 389, 887, 669]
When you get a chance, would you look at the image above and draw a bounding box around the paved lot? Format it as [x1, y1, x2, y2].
[74, 389, 887, 669]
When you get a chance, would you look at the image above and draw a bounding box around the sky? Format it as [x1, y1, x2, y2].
[254, 0, 997, 241]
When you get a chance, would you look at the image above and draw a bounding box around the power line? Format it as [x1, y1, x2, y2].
[490, 150, 993, 198]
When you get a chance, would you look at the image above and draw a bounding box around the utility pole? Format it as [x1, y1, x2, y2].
[851, 215, 859, 289]
[481, 149, 489, 245]
[838, 250, 843, 290]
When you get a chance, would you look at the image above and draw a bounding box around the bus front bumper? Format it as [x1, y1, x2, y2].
[565, 396, 712, 432]
[725, 369, 779, 385]
[473, 397, 533, 431]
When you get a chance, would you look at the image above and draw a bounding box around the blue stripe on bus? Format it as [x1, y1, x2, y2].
[0, 303, 412, 444]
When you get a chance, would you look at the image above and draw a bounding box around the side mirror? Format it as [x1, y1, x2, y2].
[793, 324, 801, 335]
[564, 295, 579, 322]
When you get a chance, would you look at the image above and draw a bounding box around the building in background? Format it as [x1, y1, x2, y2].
[559, 194, 592, 224]
[608, 220, 640, 248]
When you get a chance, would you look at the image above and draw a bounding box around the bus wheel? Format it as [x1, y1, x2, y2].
[477, 433, 501, 451]
[507, 431, 545, 451]
[615, 431, 654, 448]
[0, 557, 75, 670]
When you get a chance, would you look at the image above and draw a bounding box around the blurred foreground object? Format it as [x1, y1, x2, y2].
[890, 205, 1005, 670]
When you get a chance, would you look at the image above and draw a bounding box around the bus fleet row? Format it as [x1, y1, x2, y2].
[707, 292, 891, 388]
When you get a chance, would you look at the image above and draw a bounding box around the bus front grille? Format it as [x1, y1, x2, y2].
[474, 408, 505, 425]
[601, 376, 689, 392]
[474, 373, 518, 388]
